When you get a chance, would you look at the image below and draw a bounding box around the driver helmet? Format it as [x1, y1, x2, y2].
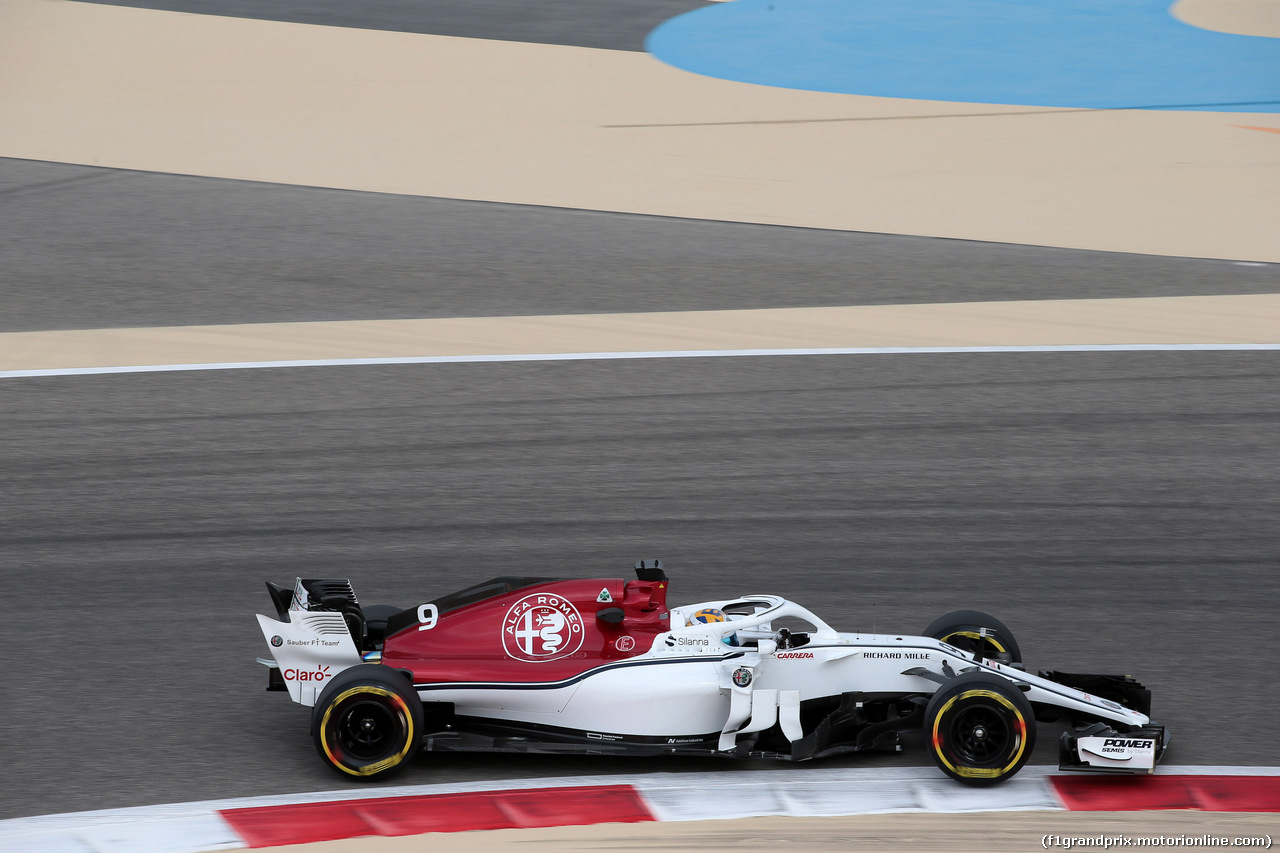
[688, 608, 726, 625]
[688, 608, 738, 645]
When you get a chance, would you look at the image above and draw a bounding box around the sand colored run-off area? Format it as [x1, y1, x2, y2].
[1, 0, 1277, 262]
[1177, 0, 1280, 37]
[2, 295, 1280, 372]
[257, 811, 1280, 853]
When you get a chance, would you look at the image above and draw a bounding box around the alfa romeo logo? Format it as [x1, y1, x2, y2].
[502, 593, 585, 662]
[270, 635, 283, 647]
[732, 667, 752, 688]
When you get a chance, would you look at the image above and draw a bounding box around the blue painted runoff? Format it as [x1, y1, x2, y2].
[645, 0, 1280, 112]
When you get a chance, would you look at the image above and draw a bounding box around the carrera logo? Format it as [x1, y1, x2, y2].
[776, 652, 814, 659]
[1103, 738, 1154, 750]
[283, 665, 330, 682]
[502, 593, 585, 662]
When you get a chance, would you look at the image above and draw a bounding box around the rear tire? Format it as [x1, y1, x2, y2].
[923, 610, 1021, 663]
[311, 665, 423, 780]
[925, 673, 1036, 785]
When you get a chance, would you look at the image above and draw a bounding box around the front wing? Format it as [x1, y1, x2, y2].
[1059, 722, 1169, 774]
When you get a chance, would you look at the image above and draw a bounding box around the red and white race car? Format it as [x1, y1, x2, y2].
[256, 561, 1166, 785]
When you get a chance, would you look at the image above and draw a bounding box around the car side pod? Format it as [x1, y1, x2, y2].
[1058, 722, 1169, 774]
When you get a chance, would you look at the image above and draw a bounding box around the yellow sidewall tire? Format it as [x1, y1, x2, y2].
[924, 673, 1036, 786]
[311, 665, 423, 781]
[922, 610, 1022, 663]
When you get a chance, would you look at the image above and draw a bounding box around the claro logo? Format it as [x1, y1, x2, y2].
[283, 665, 331, 682]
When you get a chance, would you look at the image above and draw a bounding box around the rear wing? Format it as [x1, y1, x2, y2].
[257, 578, 363, 706]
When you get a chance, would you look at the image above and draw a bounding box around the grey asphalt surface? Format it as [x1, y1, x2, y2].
[4, 353, 1279, 819]
[71, 0, 712, 51]
[3, 158, 1278, 333]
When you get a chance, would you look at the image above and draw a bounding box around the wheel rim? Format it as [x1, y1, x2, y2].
[945, 703, 1012, 765]
[336, 697, 402, 760]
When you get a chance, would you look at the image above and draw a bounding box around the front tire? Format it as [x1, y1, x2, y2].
[925, 673, 1036, 785]
[311, 665, 423, 780]
[923, 609, 1021, 663]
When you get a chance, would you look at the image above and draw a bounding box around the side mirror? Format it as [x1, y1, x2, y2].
[597, 607, 625, 624]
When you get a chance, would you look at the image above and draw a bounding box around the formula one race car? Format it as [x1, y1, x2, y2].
[255, 561, 1167, 785]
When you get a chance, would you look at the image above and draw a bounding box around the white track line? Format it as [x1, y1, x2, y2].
[3, 343, 1280, 380]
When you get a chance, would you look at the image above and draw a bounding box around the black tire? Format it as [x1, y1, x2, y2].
[923, 609, 1021, 663]
[924, 672, 1036, 785]
[311, 665, 423, 780]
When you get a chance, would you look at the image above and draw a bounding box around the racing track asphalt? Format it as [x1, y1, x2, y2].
[3, 158, 1279, 334]
[71, 0, 712, 51]
[4, 352, 1280, 819]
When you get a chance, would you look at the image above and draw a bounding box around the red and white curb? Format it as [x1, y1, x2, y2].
[4, 766, 1278, 852]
